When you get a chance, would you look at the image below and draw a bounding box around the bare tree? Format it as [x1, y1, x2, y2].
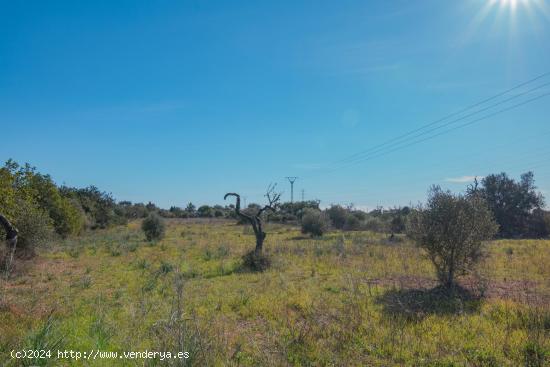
[224, 184, 281, 255]
[1, 214, 19, 279]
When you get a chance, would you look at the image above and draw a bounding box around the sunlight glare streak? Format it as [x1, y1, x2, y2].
[476, 0, 550, 26]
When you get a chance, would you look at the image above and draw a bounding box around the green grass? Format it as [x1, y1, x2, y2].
[1, 219, 549, 366]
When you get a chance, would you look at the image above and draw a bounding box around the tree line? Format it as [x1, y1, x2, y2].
[1, 158, 549, 267]
[299, 172, 549, 240]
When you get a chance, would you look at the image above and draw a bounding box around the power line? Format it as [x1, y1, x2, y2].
[331, 72, 550, 167]
[280, 74, 550, 206]
[306, 89, 550, 178]
[335, 81, 550, 168]
[312, 148, 550, 199]
[345, 91, 550, 167]
[309, 129, 550, 197]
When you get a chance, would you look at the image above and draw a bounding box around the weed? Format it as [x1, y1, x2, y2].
[158, 261, 174, 275]
[241, 250, 271, 272]
[2, 221, 550, 366]
[71, 274, 92, 290]
[523, 341, 547, 367]
[136, 258, 150, 270]
[150, 272, 212, 366]
[21, 314, 64, 367]
[67, 247, 80, 258]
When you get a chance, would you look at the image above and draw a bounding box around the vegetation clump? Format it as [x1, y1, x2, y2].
[241, 250, 271, 272]
[141, 213, 166, 242]
[407, 186, 498, 288]
[301, 208, 330, 237]
[326, 205, 348, 230]
[472, 172, 548, 238]
[8, 200, 53, 259]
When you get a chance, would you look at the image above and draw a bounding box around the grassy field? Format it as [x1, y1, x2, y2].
[1, 219, 549, 366]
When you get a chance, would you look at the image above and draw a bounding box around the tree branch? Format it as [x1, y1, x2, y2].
[0, 214, 18, 241]
[224, 193, 254, 221]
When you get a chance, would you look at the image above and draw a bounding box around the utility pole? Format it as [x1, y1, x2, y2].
[301, 189, 305, 202]
[243, 196, 247, 208]
[285, 177, 298, 203]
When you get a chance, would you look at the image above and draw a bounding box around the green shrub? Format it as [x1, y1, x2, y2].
[390, 215, 406, 234]
[343, 214, 361, 231]
[11, 199, 54, 259]
[301, 209, 330, 237]
[60, 185, 123, 229]
[197, 205, 213, 218]
[407, 186, 498, 287]
[27, 172, 84, 237]
[326, 205, 347, 229]
[141, 213, 166, 242]
[364, 217, 386, 233]
[241, 250, 271, 272]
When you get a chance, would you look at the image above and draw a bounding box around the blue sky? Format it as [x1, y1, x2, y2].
[1, 0, 549, 209]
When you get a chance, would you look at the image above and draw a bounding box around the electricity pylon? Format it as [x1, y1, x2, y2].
[285, 177, 298, 203]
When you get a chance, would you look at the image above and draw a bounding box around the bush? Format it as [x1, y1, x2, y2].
[390, 215, 406, 234]
[197, 205, 213, 218]
[1, 160, 84, 238]
[407, 186, 498, 288]
[27, 172, 84, 237]
[343, 214, 362, 231]
[241, 250, 271, 272]
[364, 217, 386, 233]
[141, 213, 166, 242]
[60, 185, 123, 229]
[277, 200, 321, 221]
[326, 205, 347, 229]
[50, 198, 84, 238]
[11, 199, 54, 259]
[301, 209, 330, 237]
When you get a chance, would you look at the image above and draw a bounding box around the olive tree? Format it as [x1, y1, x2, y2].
[224, 184, 281, 255]
[407, 186, 498, 288]
[301, 208, 330, 237]
[142, 212, 166, 242]
[473, 172, 546, 238]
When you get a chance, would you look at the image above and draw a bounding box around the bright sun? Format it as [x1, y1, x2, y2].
[485, 0, 549, 18]
[463, 0, 548, 44]
[488, 0, 550, 12]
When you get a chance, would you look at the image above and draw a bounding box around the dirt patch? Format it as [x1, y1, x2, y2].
[365, 275, 549, 305]
[1, 256, 85, 319]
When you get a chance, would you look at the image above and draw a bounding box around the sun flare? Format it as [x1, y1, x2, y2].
[470, 0, 550, 34]
[489, 0, 545, 12]
[490, 0, 524, 11]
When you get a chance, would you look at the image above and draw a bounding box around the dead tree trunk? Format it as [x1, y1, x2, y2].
[224, 184, 280, 255]
[0, 214, 19, 279]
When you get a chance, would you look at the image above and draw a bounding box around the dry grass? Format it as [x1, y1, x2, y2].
[1, 219, 549, 366]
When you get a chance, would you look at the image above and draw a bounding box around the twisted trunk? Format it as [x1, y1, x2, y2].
[224, 193, 274, 254]
[1, 214, 19, 278]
